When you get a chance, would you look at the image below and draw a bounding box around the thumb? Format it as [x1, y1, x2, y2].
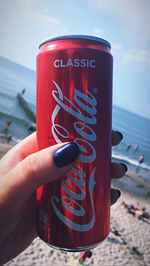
[1, 142, 79, 213]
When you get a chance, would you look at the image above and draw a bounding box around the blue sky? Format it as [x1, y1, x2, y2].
[0, 0, 150, 119]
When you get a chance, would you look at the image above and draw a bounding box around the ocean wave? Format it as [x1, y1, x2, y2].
[112, 152, 150, 171]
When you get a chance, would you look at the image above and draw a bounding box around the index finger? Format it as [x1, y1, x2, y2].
[0, 132, 38, 174]
[112, 130, 123, 146]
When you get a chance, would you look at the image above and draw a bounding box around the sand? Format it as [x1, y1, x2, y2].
[0, 143, 13, 159]
[0, 143, 150, 266]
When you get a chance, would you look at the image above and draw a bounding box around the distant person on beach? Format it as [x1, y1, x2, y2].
[134, 145, 139, 151]
[21, 88, 26, 95]
[126, 144, 131, 151]
[136, 155, 144, 173]
[3, 121, 12, 143]
[3, 121, 11, 134]
[139, 155, 144, 164]
[122, 202, 150, 219]
[0, 130, 127, 264]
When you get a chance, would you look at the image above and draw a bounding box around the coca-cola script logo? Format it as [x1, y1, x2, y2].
[51, 80, 97, 231]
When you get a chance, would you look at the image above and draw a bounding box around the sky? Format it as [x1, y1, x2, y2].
[0, 0, 150, 119]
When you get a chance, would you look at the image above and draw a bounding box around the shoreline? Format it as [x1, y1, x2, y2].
[112, 171, 150, 199]
[0, 141, 150, 199]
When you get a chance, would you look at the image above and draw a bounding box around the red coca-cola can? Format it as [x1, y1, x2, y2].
[36, 35, 113, 251]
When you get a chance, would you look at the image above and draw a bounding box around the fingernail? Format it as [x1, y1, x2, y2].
[120, 163, 128, 172]
[53, 142, 79, 168]
[116, 131, 123, 141]
[116, 189, 121, 199]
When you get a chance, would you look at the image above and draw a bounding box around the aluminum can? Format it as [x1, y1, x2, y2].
[36, 35, 113, 251]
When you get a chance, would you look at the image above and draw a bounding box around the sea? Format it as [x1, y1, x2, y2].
[0, 55, 150, 185]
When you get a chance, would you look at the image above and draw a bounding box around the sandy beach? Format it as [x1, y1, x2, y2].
[1, 143, 150, 266]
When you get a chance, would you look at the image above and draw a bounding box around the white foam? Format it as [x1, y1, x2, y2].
[112, 151, 150, 171]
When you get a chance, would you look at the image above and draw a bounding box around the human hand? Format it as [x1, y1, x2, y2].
[110, 130, 127, 205]
[0, 131, 126, 264]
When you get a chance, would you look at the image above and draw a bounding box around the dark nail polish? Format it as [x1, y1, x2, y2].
[120, 163, 128, 172]
[53, 142, 79, 168]
[116, 189, 121, 199]
[116, 131, 123, 141]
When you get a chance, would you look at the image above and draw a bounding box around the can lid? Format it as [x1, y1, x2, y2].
[39, 35, 111, 49]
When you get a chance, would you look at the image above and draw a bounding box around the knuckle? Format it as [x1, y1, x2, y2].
[25, 154, 37, 179]
[23, 154, 40, 190]
[24, 153, 44, 189]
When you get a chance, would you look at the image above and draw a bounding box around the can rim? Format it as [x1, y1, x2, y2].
[39, 35, 111, 49]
